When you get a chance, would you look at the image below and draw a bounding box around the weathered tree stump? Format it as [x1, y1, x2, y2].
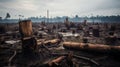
[19, 20, 37, 53]
[19, 20, 33, 37]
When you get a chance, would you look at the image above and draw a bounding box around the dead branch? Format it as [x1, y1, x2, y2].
[8, 50, 16, 67]
[51, 53, 100, 66]
[41, 42, 53, 53]
[48, 56, 66, 66]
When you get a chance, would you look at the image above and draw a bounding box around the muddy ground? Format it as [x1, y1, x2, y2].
[0, 22, 120, 67]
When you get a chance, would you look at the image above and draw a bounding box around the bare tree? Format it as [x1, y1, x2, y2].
[5, 13, 10, 19]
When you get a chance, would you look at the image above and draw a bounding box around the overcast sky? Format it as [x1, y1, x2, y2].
[0, 0, 120, 19]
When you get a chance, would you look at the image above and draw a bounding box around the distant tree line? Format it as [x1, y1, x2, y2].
[0, 15, 120, 23]
[28, 15, 120, 22]
[89, 15, 120, 22]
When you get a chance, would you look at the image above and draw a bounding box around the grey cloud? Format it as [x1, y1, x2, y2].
[0, 0, 120, 19]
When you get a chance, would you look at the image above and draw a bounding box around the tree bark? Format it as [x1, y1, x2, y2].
[63, 42, 120, 53]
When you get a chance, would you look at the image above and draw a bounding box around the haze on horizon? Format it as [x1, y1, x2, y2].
[0, 0, 120, 19]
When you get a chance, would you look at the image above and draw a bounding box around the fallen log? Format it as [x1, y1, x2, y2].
[51, 53, 100, 66]
[48, 56, 66, 66]
[30, 56, 66, 67]
[63, 42, 120, 53]
[37, 39, 60, 46]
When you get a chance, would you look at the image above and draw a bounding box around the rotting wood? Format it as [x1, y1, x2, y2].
[63, 42, 120, 53]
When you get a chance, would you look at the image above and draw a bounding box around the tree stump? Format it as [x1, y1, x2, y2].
[19, 20, 33, 37]
[19, 20, 37, 53]
[93, 29, 100, 37]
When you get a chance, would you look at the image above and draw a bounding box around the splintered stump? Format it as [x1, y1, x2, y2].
[63, 42, 120, 54]
[19, 20, 37, 53]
